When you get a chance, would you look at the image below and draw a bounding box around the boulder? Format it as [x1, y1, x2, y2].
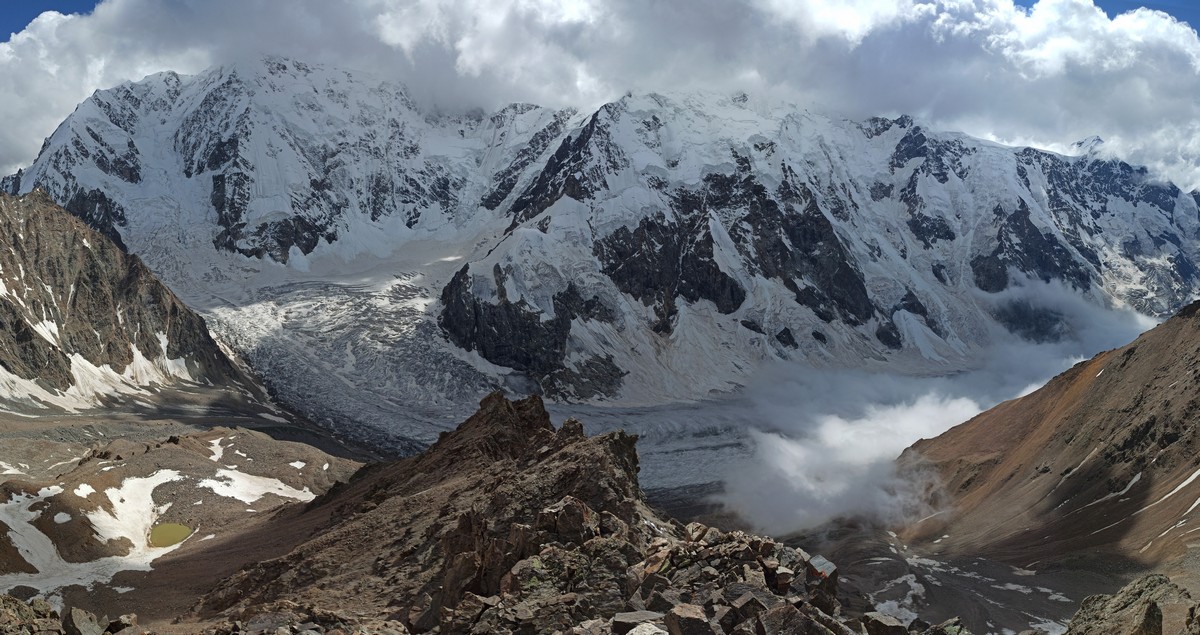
[1066, 575, 1193, 635]
[862, 612, 908, 635]
[805, 555, 838, 596]
[664, 604, 711, 635]
[628, 625, 670, 635]
[614, 611, 666, 635]
[921, 617, 973, 635]
[536, 496, 600, 546]
[0, 596, 36, 628]
[62, 608, 104, 635]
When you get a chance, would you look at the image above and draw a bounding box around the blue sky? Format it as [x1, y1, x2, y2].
[1028, 0, 1200, 26]
[1099, 0, 1200, 27]
[1, 1, 99, 40]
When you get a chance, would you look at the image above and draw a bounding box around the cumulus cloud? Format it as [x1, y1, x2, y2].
[719, 279, 1158, 535]
[2, 0, 1200, 186]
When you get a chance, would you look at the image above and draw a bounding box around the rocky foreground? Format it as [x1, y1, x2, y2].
[4, 392, 1200, 634]
[0, 393, 967, 635]
[190, 392, 974, 635]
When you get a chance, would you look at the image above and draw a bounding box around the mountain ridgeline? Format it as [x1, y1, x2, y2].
[902, 298, 1200, 584]
[5, 56, 1199, 430]
[0, 190, 253, 411]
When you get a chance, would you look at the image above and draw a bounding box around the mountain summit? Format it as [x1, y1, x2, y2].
[7, 56, 1200, 445]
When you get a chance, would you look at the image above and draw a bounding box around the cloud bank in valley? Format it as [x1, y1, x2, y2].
[2, 0, 1200, 190]
[719, 280, 1159, 535]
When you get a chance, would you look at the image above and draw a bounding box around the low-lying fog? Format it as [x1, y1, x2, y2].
[553, 280, 1161, 535]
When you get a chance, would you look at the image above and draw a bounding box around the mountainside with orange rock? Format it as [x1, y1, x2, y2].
[902, 300, 1200, 589]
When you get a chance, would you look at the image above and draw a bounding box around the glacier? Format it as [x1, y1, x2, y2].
[6, 56, 1198, 469]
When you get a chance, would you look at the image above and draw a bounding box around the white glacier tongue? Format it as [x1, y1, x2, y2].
[7, 56, 1196, 453]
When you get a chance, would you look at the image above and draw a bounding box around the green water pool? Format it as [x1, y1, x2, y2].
[149, 523, 192, 547]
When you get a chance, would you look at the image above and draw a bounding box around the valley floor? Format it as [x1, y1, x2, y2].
[0, 385, 368, 630]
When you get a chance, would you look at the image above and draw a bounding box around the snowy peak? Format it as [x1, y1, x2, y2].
[442, 94, 1199, 398]
[9, 59, 1200, 431]
[9, 56, 567, 262]
[1070, 135, 1105, 155]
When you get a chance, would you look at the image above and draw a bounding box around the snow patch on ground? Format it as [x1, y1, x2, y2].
[207, 438, 224, 463]
[1028, 618, 1067, 635]
[31, 320, 59, 345]
[870, 573, 925, 624]
[87, 470, 183, 554]
[1080, 472, 1142, 511]
[0, 472, 185, 595]
[197, 468, 315, 504]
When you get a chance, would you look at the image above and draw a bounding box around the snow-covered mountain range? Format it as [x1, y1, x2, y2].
[6, 56, 1199, 446]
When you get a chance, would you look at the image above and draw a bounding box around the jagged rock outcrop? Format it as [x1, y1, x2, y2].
[187, 393, 962, 634]
[1066, 575, 1199, 635]
[0, 595, 150, 635]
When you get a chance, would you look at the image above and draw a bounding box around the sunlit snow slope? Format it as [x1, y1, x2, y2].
[7, 56, 1200, 446]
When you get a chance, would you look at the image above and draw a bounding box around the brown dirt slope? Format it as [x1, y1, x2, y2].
[901, 300, 1200, 586]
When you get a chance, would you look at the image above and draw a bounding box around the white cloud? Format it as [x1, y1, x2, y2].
[2, 0, 1200, 188]
[719, 279, 1159, 535]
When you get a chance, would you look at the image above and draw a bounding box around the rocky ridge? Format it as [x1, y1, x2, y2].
[0, 190, 256, 413]
[1, 390, 1180, 635]
[899, 298, 1200, 584]
[164, 392, 971, 635]
[1065, 574, 1200, 635]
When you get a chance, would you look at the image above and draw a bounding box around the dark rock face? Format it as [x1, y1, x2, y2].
[728, 170, 875, 327]
[508, 102, 631, 229]
[971, 200, 1093, 293]
[0, 171, 20, 196]
[907, 213, 956, 249]
[594, 213, 746, 334]
[482, 106, 576, 211]
[893, 289, 943, 337]
[63, 188, 128, 251]
[438, 266, 624, 398]
[0, 191, 249, 397]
